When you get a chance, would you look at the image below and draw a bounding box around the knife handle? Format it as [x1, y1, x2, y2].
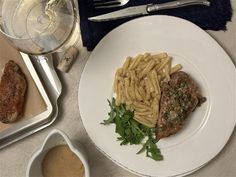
[147, 0, 210, 12]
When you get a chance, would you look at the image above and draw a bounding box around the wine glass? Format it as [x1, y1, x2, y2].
[0, 0, 80, 55]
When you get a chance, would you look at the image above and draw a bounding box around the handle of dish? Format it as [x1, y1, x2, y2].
[33, 54, 62, 96]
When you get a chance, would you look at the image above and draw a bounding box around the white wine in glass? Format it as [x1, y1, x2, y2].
[0, 0, 80, 55]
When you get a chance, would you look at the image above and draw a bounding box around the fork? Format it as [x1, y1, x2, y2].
[93, 0, 129, 9]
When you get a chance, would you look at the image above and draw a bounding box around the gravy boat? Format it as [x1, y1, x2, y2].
[26, 129, 90, 177]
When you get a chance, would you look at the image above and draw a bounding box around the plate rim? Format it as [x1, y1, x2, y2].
[78, 15, 236, 177]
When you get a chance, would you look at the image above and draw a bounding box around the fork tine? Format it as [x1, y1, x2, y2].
[94, 4, 122, 8]
[93, 0, 129, 8]
[93, 0, 116, 2]
[94, 0, 120, 6]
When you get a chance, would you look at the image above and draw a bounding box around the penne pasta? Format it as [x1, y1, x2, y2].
[129, 54, 143, 70]
[134, 85, 143, 101]
[164, 59, 171, 81]
[122, 56, 132, 74]
[152, 52, 168, 59]
[135, 111, 153, 116]
[113, 52, 182, 127]
[142, 60, 156, 76]
[170, 64, 183, 74]
[156, 57, 170, 72]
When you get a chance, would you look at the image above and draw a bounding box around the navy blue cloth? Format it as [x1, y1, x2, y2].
[78, 0, 232, 50]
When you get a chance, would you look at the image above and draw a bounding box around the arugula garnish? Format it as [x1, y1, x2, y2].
[101, 98, 163, 161]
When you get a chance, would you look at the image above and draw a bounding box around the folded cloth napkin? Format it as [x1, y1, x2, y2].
[78, 0, 232, 50]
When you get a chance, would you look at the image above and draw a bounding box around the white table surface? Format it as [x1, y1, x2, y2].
[0, 1, 235, 177]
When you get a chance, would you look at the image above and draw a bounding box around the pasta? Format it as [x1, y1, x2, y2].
[113, 52, 182, 128]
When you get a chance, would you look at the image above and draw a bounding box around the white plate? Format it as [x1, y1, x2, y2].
[78, 15, 236, 177]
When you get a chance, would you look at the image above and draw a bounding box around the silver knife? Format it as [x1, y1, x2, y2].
[88, 0, 210, 22]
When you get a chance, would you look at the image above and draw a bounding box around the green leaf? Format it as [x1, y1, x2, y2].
[101, 117, 114, 125]
[137, 140, 148, 154]
[102, 97, 163, 161]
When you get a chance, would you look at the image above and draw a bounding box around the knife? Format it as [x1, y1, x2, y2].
[88, 0, 210, 22]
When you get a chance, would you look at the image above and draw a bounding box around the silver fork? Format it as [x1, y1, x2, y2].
[93, 0, 129, 9]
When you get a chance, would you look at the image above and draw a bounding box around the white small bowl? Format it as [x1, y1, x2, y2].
[26, 129, 90, 177]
